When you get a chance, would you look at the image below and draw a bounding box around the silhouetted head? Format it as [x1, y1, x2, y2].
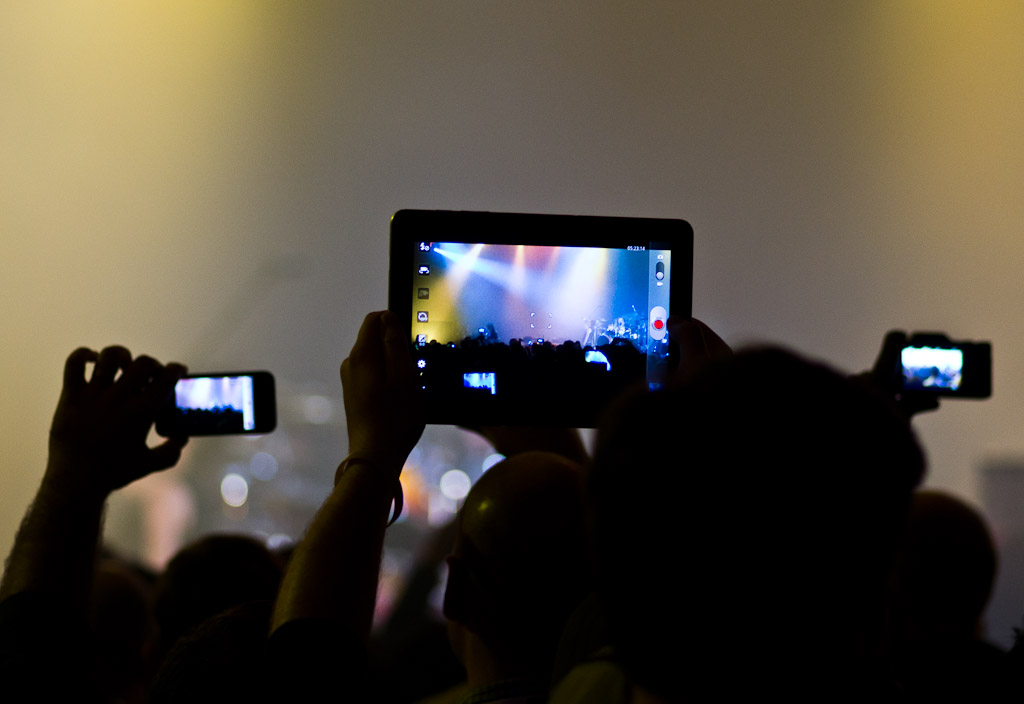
[443, 451, 593, 681]
[90, 557, 159, 704]
[154, 534, 282, 658]
[591, 346, 926, 698]
[149, 600, 274, 704]
[891, 489, 997, 643]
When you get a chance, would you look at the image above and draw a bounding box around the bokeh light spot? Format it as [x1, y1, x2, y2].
[250, 451, 278, 481]
[220, 473, 249, 507]
[439, 469, 471, 501]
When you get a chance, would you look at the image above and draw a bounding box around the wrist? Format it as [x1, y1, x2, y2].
[41, 457, 111, 507]
[342, 444, 406, 477]
[335, 454, 404, 525]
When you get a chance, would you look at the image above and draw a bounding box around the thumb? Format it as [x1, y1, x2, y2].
[147, 435, 189, 473]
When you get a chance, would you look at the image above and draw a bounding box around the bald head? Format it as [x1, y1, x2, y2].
[444, 451, 593, 663]
[458, 451, 589, 567]
[893, 490, 997, 638]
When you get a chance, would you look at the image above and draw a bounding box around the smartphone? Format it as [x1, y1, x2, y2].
[389, 209, 694, 426]
[899, 334, 991, 399]
[156, 371, 277, 436]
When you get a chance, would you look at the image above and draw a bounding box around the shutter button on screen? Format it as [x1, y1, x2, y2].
[650, 306, 667, 341]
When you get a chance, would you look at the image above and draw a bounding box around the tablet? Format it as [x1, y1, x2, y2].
[389, 210, 693, 427]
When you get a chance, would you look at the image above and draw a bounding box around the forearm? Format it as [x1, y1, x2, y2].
[274, 309, 424, 642]
[0, 465, 108, 610]
[271, 458, 398, 643]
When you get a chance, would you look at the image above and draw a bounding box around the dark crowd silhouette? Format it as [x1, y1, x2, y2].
[0, 313, 1017, 702]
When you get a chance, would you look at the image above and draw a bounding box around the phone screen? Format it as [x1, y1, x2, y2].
[157, 371, 276, 436]
[174, 375, 257, 432]
[901, 346, 964, 391]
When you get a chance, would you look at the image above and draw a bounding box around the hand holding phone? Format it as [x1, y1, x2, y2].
[898, 333, 991, 398]
[49, 346, 189, 494]
[871, 331, 991, 407]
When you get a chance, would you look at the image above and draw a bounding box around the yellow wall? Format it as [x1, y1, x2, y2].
[2, 1, 1023, 583]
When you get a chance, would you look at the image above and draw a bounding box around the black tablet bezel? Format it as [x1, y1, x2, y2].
[389, 209, 693, 427]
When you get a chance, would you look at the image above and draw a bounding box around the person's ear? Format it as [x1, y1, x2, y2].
[443, 555, 486, 632]
[442, 555, 467, 624]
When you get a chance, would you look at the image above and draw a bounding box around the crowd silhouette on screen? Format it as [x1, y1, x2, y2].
[418, 336, 648, 399]
[0, 312, 1017, 702]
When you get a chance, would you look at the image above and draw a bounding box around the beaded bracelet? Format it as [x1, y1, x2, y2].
[335, 455, 404, 526]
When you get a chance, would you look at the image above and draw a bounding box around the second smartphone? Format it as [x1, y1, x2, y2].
[156, 371, 277, 436]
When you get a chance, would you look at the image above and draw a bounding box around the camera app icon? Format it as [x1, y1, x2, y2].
[417, 311, 429, 323]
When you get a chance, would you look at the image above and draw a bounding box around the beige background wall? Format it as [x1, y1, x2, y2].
[2, 0, 1023, 624]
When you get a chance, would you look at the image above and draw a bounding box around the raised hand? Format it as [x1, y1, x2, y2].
[47, 345, 188, 496]
[339, 311, 424, 474]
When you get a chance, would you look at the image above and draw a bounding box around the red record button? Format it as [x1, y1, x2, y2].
[650, 306, 668, 341]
